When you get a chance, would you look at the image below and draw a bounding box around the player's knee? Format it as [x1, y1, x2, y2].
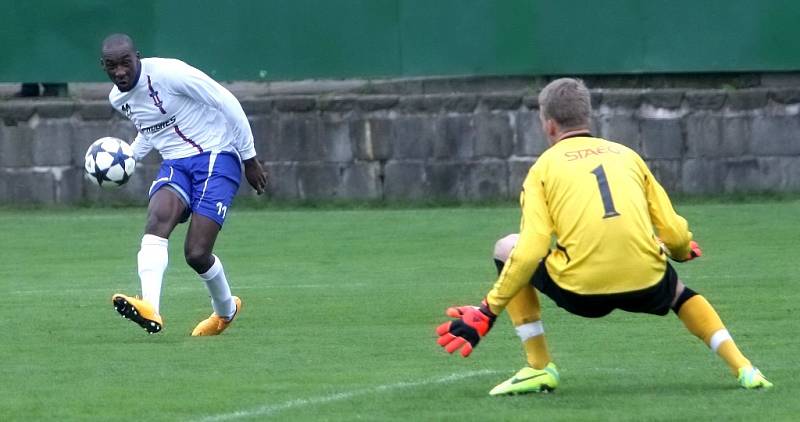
[184, 246, 213, 273]
[144, 218, 171, 238]
[671, 285, 697, 314]
[145, 189, 185, 236]
[493, 233, 519, 262]
[145, 208, 180, 237]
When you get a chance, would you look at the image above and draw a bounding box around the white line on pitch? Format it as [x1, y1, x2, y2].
[194, 369, 502, 422]
[685, 274, 755, 280]
[4, 286, 199, 296]
[4, 283, 367, 296]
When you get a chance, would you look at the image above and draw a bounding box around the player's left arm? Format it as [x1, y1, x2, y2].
[484, 169, 553, 315]
[241, 157, 267, 195]
[167, 61, 266, 193]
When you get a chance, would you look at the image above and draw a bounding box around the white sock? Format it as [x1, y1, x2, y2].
[515, 321, 545, 342]
[137, 234, 169, 314]
[709, 329, 732, 353]
[199, 255, 236, 319]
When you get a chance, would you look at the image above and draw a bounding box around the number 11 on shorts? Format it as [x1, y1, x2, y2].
[216, 202, 228, 219]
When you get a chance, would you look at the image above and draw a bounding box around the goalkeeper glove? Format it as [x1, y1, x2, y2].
[684, 240, 702, 261]
[670, 240, 702, 262]
[658, 238, 702, 262]
[435, 300, 496, 357]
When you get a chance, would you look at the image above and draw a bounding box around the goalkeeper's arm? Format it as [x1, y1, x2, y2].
[484, 230, 550, 315]
[436, 230, 549, 357]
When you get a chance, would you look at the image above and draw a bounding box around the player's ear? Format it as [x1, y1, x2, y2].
[136, 51, 141, 59]
[542, 118, 553, 136]
[543, 118, 559, 144]
[538, 111, 548, 133]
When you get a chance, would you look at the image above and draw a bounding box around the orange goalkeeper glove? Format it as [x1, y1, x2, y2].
[683, 240, 702, 261]
[436, 300, 496, 357]
[657, 238, 702, 262]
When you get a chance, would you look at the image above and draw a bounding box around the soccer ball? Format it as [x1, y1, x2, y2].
[84, 137, 136, 188]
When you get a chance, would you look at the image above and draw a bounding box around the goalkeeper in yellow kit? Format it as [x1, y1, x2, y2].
[436, 78, 772, 394]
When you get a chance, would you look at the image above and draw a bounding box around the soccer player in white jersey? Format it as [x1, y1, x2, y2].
[101, 33, 267, 336]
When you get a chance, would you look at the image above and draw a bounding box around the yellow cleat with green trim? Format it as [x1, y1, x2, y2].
[489, 363, 559, 396]
[738, 367, 773, 389]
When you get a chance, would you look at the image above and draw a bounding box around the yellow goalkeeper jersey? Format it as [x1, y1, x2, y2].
[486, 135, 693, 314]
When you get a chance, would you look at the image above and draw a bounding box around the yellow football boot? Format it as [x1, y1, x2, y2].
[738, 367, 773, 389]
[191, 296, 242, 336]
[111, 294, 163, 334]
[489, 363, 560, 396]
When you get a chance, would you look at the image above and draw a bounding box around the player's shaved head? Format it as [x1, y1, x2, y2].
[102, 33, 136, 53]
[100, 33, 141, 92]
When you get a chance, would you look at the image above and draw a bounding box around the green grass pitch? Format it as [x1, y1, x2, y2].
[0, 201, 798, 421]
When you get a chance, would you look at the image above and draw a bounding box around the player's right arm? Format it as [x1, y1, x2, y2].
[484, 163, 553, 315]
[130, 133, 153, 161]
[437, 162, 552, 357]
[108, 93, 152, 162]
[635, 153, 693, 259]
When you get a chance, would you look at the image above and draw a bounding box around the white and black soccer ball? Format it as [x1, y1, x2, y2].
[84, 137, 136, 188]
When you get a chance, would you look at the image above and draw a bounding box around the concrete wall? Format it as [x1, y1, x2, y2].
[2, 86, 800, 204]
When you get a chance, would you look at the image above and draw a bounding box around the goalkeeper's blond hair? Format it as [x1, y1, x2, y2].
[538, 78, 591, 130]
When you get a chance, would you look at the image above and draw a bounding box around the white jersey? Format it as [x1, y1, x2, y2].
[108, 57, 256, 161]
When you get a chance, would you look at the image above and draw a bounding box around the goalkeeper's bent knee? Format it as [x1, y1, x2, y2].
[494, 259, 505, 274]
[671, 286, 697, 314]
